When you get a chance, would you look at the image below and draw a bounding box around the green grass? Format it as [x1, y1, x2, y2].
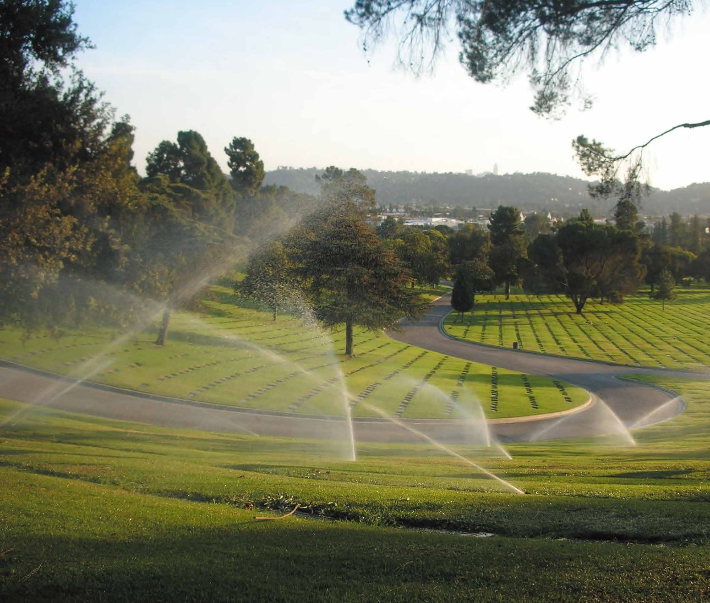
[444, 285, 710, 370]
[1, 380, 710, 601]
[0, 287, 587, 419]
[414, 283, 450, 303]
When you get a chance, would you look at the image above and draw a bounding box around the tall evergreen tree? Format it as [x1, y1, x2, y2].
[291, 170, 424, 356]
[146, 131, 235, 224]
[225, 137, 265, 197]
[488, 206, 526, 299]
[650, 270, 677, 310]
[614, 199, 639, 232]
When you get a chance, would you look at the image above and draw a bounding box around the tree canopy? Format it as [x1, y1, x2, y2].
[289, 169, 424, 356]
[650, 269, 677, 310]
[488, 206, 526, 299]
[527, 210, 645, 313]
[225, 136, 265, 197]
[345, 0, 694, 117]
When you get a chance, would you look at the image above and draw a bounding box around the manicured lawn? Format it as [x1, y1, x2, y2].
[0, 287, 587, 419]
[444, 285, 710, 370]
[414, 283, 450, 303]
[1, 381, 709, 602]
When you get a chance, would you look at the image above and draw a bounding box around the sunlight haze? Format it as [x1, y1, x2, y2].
[73, 0, 710, 191]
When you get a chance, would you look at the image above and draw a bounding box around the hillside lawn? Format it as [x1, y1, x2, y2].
[0, 287, 587, 420]
[1, 371, 709, 601]
[444, 284, 710, 370]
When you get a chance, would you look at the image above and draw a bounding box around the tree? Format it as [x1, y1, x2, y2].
[448, 223, 490, 266]
[668, 212, 688, 248]
[316, 166, 376, 210]
[146, 131, 235, 225]
[141, 132, 241, 345]
[238, 242, 297, 321]
[136, 172, 238, 346]
[346, 1, 709, 194]
[0, 0, 146, 332]
[650, 270, 677, 310]
[345, 0, 694, 117]
[225, 137, 265, 197]
[691, 250, 710, 283]
[395, 229, 449, 288]
[488, 206, 526, 299]
[527, 210, 644, 313]
[462, 259, 495, 303]
[642, 244, 694, 291]
[0, 0, 95, 177]
[450, 272, 473, 321]
[687, 215, 705, 254]
[614, 199, 639, 232]
[377, 215, 404, 239]
[653, 217, 669, 246]
[523, 212, 552, 242]
[291, 170, 424, 356]
[451, 257, 494, 320]
[423, 229, 451, 286]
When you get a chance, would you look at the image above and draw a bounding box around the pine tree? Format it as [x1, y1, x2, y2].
[650, 270, 677, 310]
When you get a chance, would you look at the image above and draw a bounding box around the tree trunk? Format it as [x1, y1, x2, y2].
[156, 310, 171, 346]
[345, 318, 354, 357]
[273, 305, 277, 321]
[572, 295, 586, 314]
[505, 281, 511, 300]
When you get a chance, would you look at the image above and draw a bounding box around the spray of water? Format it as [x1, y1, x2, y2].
[0, 357, 114, 428]
[527, 395, 636, 446]
[390, 377, 512, 459]
[359, 400, 524, 494]
[338, 377, 357, 462]
[629, 397, 685, 431]
[0, 253, 258, 431]
[181, 312, 357, 461]
[594, 398, 636, 446]
[529, 416, 566, 442]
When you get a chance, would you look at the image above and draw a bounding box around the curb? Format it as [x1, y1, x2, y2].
[487, 395, 596, 425]
[433, 305, 595, 419]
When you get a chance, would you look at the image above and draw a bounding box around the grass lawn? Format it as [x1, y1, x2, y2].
[444, 284, 710, 370]
[1, 375, 709, 602]
[0, 287, 587, 420]
[413, 283, 450, 303]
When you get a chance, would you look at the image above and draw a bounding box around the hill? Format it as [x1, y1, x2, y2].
[264, 168, 710, 217]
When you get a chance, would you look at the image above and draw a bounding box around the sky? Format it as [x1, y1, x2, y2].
[72, 0, 710, 191]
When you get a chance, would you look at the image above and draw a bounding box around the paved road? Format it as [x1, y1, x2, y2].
[388, 295, 694, 441]
[0, 296, 695, 445]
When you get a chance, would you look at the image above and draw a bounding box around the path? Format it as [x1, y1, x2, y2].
[0, 296, 696, 444]
[388, 295, 694, 441]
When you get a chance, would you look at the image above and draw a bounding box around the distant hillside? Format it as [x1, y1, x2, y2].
[264, 168, 710, 217]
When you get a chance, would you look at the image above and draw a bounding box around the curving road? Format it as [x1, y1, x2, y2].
[0, 295, 697, 445]
[388, 295, 694, 442]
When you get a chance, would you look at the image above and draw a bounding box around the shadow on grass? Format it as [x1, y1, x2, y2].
[3, 517, 710, 602]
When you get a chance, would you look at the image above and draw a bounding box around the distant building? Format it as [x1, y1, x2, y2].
[404, 217, 464, 229]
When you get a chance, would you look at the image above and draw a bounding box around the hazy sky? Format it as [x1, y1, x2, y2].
[72, 0, 710, 191]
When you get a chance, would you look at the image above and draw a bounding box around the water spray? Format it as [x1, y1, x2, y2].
[359, 401, 524, 495]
